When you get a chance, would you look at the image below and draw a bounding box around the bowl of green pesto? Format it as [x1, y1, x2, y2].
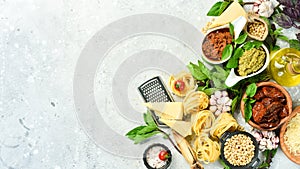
[225, 41, 270, 87]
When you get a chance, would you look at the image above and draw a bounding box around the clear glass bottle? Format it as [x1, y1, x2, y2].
[269, 48, 300, 87]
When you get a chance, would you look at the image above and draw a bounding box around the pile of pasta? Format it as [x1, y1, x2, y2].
[168, 72, 243, 164]
[189, 110, 244, 164]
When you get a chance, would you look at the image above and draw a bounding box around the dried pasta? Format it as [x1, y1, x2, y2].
[194, 135, 220, 164]
[192, 110, 215, 135]
[210, 113, 243, 140]
[284, 113, 300, 156]
[169, 71, 196, 97]
[183, 91, 209, 115]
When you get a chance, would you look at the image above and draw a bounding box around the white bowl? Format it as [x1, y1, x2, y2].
[225, 43, 270, 87]
[201, 16, 247, 65]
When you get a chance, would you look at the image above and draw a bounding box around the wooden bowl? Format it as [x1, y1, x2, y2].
[240, 81, 292, 131]
[280, 106, 300, 164]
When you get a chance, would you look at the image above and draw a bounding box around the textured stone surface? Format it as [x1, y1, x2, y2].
[1, 0, 300, 169]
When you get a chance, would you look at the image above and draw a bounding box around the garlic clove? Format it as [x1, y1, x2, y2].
[214, 91, 221, 98]
[209, 105, 217, 112]
[221, 91, 228, 97]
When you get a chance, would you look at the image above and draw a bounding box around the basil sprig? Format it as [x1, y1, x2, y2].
[126, 111, 161, 144]
[243, 83, 257, 122]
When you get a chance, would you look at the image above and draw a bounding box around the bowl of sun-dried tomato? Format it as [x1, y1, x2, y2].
[240, 82, 292, 131]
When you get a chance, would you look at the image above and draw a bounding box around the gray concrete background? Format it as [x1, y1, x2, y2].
[1, 0, 300, 169]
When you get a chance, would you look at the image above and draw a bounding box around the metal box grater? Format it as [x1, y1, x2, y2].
[138, 76, 174, 127]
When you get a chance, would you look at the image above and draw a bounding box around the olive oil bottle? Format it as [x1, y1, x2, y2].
[269, 48, 300, 87]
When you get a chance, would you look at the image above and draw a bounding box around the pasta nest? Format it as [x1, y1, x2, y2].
[210, 113, 244, 140]
[169, 71, 196, 97]
[183, 91, 209, 115]
[194, 135, 220, 164]
[191, 110, 215, 135]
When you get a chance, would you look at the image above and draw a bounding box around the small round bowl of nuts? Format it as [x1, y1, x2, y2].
[244, 14, 268, 41]
[220, 131, 260, 169]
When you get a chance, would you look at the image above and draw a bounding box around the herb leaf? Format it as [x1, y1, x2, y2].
[207, 1, 230, 16]
[144, 110, 156, 126]
[222, 44, 233, 60]
[289, 39, 300, 50]
[244, 99, 254, 122]
[126, 126, 147, 140]
[218, 1, 230, 15]
[207, 2, 223, 16]
[226, 47, 244, 68]
[235, 33, 248, 45]
[133, 131, 161, 144]
[187, 62, 209, 80]
[246, 83, 257, 97]
[243, 41, 263, 50]
[126, 111, 161, 144]
[231, 95, 239, 114]
[229, 23, 234, 36]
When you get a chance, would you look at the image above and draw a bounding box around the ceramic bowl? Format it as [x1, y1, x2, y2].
[280, 106, 300, 164]
[240, 81, 292, 131]
[143, 143, 172, 169]
[201, 16, 247, 65]
[225, 43, 270, 87]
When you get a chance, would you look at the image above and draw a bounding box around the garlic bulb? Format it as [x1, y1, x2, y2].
[253, 0, 279, 18]
[209, 91, 232, 116]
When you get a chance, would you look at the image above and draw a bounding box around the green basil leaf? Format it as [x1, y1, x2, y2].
[272, 28, 283, 36]
[220, 159, 231, 169]
[273, 45, 281, 51]
[187, 62, 208, 80]
[229, 22, 234, 36]
[202, 88, 219, 96]
[259, 162, 270, 168]
[214, 65, 229, 80]
[235, 33, 248, 44]
[218, 1, 230, 15]
[253, 41, 263, 48]
[231, 95, 239, 113]
[198, 60, 212, 79]
[278, 35, 289, 41]
[133, 131, 161, 144]
[243, 41, 263, 50]
[198, 80, 209, 91]
[126, 126, 147, 140]
[226, 47, 244, 68]
[222, 44, 233, 60]
[137, 125, 157, 135]
[144, 111, 156, 126]
[249, 99, 256, 104]
[246, 83, 257, 97]
[289, 39, 300, 50]
[245, 100, 253, 122]
[207, 1, 223, 16]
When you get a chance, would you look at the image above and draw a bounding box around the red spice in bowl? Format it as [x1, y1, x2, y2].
[202, 28, 233, 62]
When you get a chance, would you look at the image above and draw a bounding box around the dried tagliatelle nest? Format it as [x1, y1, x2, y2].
[169, 71, 196, 97]
[183, 91, 209, 115]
